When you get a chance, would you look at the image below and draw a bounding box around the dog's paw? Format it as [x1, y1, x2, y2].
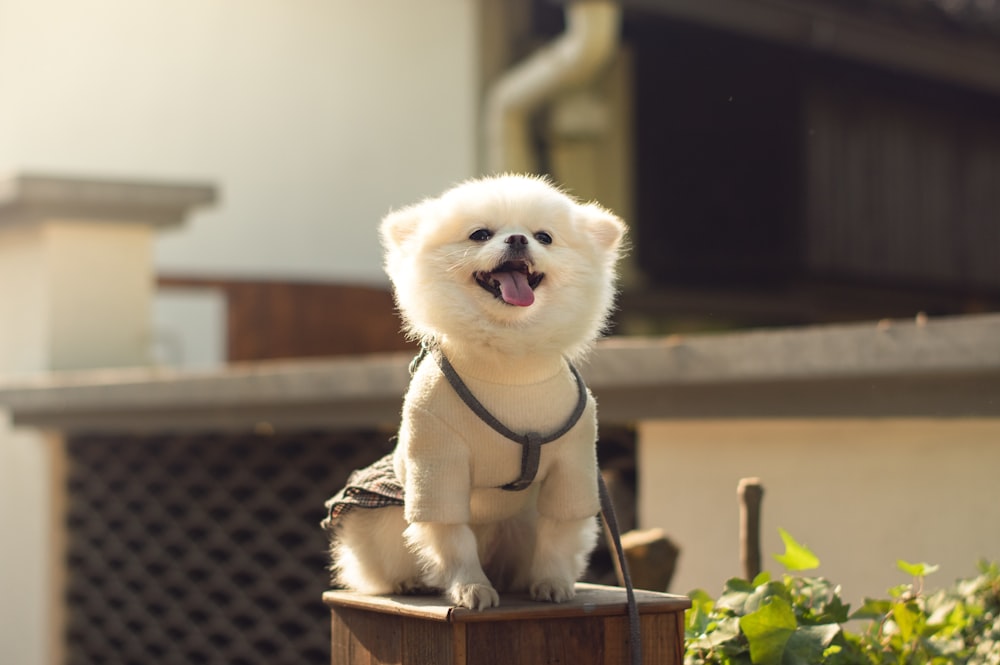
[450, 582, 500, 610]
[530, 578, 576, 603]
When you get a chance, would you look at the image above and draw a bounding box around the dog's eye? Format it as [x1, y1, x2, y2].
[534, 231, 553, 245]
[469, 229, 493, 242]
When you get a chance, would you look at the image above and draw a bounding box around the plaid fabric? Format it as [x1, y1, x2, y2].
[321, 453, 405, 530]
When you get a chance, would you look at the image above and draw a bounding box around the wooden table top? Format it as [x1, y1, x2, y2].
[323, 583, 691, 623]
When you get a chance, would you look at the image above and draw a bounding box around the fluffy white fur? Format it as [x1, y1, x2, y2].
[330, 174, 626, 609]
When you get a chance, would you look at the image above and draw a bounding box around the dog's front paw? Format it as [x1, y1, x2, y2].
[450, 582, 500, 610]
[530, 578, 576, 603]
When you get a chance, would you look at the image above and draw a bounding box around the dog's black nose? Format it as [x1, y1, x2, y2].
[505, 234, 529, 246]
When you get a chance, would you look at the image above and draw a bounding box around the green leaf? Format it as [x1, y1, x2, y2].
[726, 577, 757, 593]
[744, 581, 793, 615]
[739, 597, 840, 665]
[897, 559, 940, 578]
[773, 529, 820, 572]
[718, 577, 756, 614]
[740, 596, 798, 665]
[851, 597, 892, 621]
[892, 603, 920, 642]
[822, 644, 842, 658]
[787, 624, 841, 664]
[706, 616, 742, 648]
[790, 575, 849, 622]
[818, 593, 852, 624]
[892, 601, 924, 643]
[685, 589, 716, 635]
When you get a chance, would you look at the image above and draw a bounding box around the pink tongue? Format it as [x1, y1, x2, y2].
[494, 270, 535, 306]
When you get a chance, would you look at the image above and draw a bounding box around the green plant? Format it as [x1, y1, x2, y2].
[684, 529, 1000, 665]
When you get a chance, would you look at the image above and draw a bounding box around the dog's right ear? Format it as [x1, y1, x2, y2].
[380, 202, 426, 250]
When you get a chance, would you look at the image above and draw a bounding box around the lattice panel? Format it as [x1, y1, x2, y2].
[65, 429, 392, 665]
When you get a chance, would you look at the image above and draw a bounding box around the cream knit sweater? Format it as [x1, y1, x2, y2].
[392, 350, 601, 525]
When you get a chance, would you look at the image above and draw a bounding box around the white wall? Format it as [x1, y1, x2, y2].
[0, 0, 481, 284]
[638, 418, 1000, 602]
[0, 414, 59, 665]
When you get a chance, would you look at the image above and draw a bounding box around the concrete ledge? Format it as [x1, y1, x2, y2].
[1, 314, 998, 432]
[0, 172, 217, 227]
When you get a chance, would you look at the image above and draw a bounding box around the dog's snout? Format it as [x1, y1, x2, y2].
[505, 234, 529, 246]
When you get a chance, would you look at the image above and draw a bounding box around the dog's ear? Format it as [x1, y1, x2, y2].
[380, 202, 426, 250]
[579, 202, 626, 252]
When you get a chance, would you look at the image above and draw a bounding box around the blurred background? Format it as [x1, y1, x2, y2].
[1, 0, 999, 663]
[5, 0, 999, 368]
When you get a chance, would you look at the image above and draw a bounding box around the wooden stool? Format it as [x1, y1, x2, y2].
[323, 583, 690, 665]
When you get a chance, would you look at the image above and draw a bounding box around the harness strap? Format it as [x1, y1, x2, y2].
[504, 432, 542, 492]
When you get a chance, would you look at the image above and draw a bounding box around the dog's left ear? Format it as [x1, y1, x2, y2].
[579, 202, 626, 252]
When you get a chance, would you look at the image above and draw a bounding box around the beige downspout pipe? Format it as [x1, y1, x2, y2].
[483, 1, 621, 175]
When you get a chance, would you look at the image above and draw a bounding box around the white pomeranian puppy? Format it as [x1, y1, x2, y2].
[323, 174, 626, 610]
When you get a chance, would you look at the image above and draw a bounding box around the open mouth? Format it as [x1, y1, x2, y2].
[474, 260, 545, 307]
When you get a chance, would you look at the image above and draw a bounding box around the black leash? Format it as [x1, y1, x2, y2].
[424, 344, 643, 665]
[598, 472, 642, 665]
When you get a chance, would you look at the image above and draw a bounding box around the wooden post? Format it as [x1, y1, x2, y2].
[621, 528, 679, 592]
[738, 477, 764, 581]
